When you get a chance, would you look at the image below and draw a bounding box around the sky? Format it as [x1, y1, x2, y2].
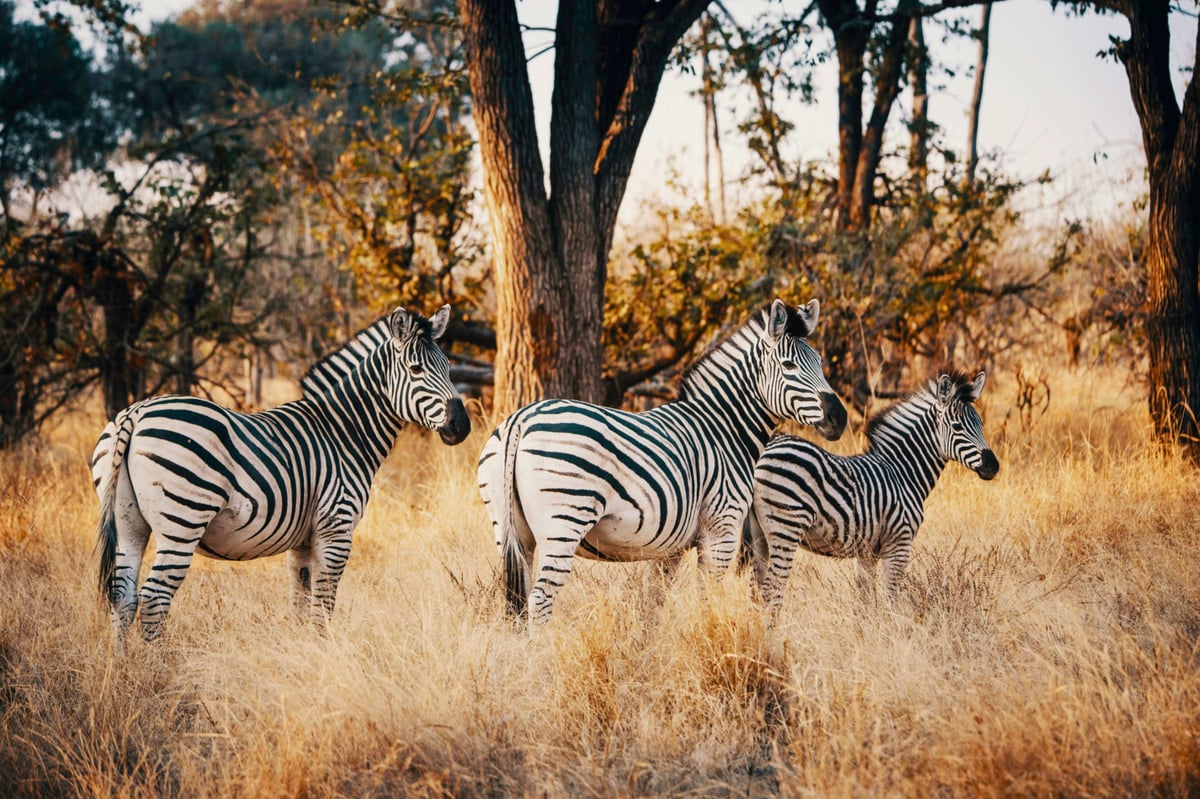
[49, 0, 1200, 222]
[583, 0, 1195, 222]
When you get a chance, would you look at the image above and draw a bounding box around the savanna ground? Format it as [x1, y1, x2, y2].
[0, 363, 1198, 798]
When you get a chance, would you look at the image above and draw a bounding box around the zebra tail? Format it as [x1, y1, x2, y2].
[736, 511, 757, 574]
[500, 417, 529, 618]
[95, 414, 133, 600]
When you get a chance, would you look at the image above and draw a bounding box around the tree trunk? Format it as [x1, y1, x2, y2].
[1145, 174, 1200, 457]
[820, 0, 914, 233]
[701, 13, 726, 224]
[848, 2, 912, 230]
[458, 0, 576, 412]
[965, 2, 992, 189]
[102, 296, 137, 419]
[1101, 0, 1200, 461]
[832, 28, 866, 231]
[459, 0, 709, 416]
[907, 13, 928, 190]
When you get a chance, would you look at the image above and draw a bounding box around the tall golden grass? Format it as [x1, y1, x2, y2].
[1, 365, 1197, 798]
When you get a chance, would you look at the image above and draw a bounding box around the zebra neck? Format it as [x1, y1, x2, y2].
[311, 355, 405, 474]
[866, 402, 946, 499]
[678, 333, 777, 461]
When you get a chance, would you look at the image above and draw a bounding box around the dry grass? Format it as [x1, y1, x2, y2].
[1, 365, 1198, 798]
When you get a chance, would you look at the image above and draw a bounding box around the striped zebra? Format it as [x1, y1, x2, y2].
[92, 305, 471, 641]
[477, 299, 847, 625]
[743, 369, 999, 612]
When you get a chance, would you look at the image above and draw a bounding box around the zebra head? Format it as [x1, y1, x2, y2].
[387, 305, 471, 445]
[759, 299, 847, 441]
[933, 370, 998, 480]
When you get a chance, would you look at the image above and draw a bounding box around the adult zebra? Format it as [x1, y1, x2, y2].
[477, 299, 847, 626]
[92, 305, 471, 641]
[743, 369, 998, 613]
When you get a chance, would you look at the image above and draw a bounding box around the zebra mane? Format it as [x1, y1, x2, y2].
[677, 305, 770, 401]
[780, 304, 816, 338]
[863, 369, 979, 441]
[937, 369, 983, 405]
[300, 317, 392, 399]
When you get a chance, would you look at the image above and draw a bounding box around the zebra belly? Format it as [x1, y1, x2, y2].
[796, 518, 869, 559]
[577, 504, 699, 561]
[198, 501, 306, 560]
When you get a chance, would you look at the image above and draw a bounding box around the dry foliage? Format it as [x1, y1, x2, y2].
[0, 366, 1198, 798]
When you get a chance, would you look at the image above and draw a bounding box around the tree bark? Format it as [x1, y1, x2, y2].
[701, 13, 726, 224]
[819, 0, 991, 233]
[458, 0, 709, 416]
[819, 0, 868, 231]
[907, 12, 928, 190]
[965, 2, 992, 189]
[1105, 0, 1200, 460]
[458, 0, 571, 410]
[848, 0, 913, 230]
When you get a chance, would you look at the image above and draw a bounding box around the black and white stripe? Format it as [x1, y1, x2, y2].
[744, 370, 998, 611]
[477, 299, 847, 625]
[92, 305, 471, 641]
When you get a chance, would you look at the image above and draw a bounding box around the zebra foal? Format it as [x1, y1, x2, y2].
[478, 299, 847, 626]
[744, 369, 999, 612]
[92, 305, 471, 641]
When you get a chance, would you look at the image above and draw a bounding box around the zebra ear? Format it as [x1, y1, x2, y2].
[966, 370, 987, 402]
[764, 299, 790, 344]
[429, 304, 451, 341]
[793, 298, 820, 338]
[388, 307, 414, 342]
[936, 374, 955, 406]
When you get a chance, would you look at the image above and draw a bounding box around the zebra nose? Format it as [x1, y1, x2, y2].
[438, 397, 471, 445]
[816, 391, 847, 441]
[976, 449, 999, 480]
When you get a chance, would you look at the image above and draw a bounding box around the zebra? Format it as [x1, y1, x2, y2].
[743, 369, 999, 613]
[92, 305, 471, 641]
[477, 299, 847, 626]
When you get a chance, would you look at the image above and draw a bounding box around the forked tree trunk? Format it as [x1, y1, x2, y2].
[819, 0, 916, 233]
[458, 0, 709, 416]
[457, 0, 584, 408]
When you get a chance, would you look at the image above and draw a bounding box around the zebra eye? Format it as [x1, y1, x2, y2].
[409, 362, 425, 376]
[951, 422, 964, 432]
[780, 359, 798, 372]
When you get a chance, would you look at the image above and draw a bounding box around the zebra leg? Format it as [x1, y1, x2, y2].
[527, 534, 586, 627]
[879, 536, 913, 603]
[697, 522, 739, 579]
[309, 525, 355, 626]
[138, 527, 203, 640]
[287, 547, 314, 616]
[759, 516, 808, 616]
[108, 478, 152, 641]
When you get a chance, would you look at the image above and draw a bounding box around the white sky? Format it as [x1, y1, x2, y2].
[36, 0, 1200, 223]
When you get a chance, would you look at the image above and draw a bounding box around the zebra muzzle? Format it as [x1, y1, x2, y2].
[976, 449, 999, 480]
[438, 398, 471, 445]
[816, 391, 847, 441]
